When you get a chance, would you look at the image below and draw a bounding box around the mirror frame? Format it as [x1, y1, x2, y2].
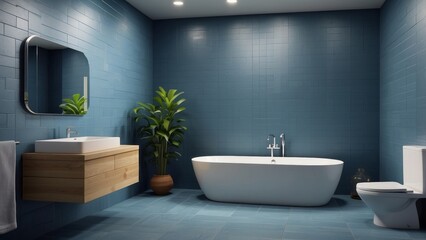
[24, 35, 89, 116]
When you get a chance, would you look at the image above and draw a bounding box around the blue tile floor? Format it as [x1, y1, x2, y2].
[39, 189, 426, 240]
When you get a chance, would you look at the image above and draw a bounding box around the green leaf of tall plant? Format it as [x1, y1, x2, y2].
[133, 86, 187, 175]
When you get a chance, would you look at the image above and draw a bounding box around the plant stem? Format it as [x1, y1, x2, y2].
[163, 140, 168, 175]
[157, 138, 167, 175]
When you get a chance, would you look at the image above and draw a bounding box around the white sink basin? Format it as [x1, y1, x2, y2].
[35, 136, 120, 154]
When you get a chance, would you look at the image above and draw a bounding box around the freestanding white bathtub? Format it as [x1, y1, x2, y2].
[192, 156, 344, 207]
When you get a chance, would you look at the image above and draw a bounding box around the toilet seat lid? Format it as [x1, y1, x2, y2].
[357, 181, 412, 193]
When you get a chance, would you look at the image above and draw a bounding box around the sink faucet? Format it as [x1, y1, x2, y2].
[267, 134, 280, 157]
[66, 128, 78, 138]
[280, 133, 285, 157]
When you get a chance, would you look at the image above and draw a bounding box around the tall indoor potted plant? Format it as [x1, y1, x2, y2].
[133, 87, 187, 195]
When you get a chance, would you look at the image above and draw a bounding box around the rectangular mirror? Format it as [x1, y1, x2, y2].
[24, 35, 89, 115]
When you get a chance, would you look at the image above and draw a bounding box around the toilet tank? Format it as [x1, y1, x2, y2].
[403, 145, 426, 193]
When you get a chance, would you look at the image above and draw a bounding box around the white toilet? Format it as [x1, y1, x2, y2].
[357, 145, 426, 229]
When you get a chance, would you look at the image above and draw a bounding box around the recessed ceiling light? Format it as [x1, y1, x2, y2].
[173, 1, 184, 6]
[227, 0, 237, 4]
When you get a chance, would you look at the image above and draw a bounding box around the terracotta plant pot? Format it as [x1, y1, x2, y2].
[150, 174, 174, 195]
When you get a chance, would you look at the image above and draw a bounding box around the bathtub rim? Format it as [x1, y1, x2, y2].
[192, 155, 343, 166]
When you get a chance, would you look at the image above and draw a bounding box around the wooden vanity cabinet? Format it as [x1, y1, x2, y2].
[22, 145, 139, 203]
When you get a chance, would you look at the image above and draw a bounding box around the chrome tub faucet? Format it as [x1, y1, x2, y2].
[267, 134, 280, 157]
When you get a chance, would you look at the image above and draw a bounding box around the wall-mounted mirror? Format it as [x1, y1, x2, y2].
[24, 35, 89, 115]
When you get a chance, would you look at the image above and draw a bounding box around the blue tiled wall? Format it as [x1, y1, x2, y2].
[154, 10, 380, 194]
[380, 0, 426, 181]
[0, 0, 152, 239]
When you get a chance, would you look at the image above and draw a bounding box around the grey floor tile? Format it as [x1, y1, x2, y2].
[232, 204, 260, 214]
[282, 231, 354, 240]
[159, 226, 220, 240]
[177, 218, 226, 229]
[37, 189, 426, 240]
[63, 222, 133, 233]
[196, 208, 235, 217]
[103, 230, 163, 240]
[407, 230, 426, 239]
[215, 222, 284, 240]
[348, 222, 411, 239]
[353, 237, 411, 240]
[285, 224, 352, 235]
[41, 229, 108, 240]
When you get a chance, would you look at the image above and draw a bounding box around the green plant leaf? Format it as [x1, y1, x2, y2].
[169, 92, 183, 104]
[176, 98, 186, 106]
[154, 96, 163, 106]
[167, 89, 177, 99]
[157, 131, 169, 142]
[175, 107, 186, 114]
[59, 93, 87, 115]
[163, 119, 170, 130]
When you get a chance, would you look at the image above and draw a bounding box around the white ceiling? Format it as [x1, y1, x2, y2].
[126, 0, 386, 20]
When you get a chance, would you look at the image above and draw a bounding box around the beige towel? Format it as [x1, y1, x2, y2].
[0, 141, 16, 234]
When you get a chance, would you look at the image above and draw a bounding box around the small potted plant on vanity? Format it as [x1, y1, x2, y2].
[133, 87, 187, 195]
